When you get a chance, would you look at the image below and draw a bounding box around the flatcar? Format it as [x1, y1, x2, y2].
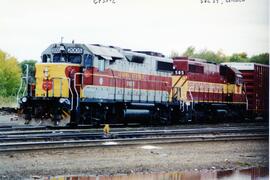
[17, 42, 268, 126]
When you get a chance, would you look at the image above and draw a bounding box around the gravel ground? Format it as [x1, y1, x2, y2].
[0, 111, 69, 126]
[0, 112, 25, 126]
[0, 140, 268, 179]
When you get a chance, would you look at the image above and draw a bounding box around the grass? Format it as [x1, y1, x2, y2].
[0, 96, 17, 108]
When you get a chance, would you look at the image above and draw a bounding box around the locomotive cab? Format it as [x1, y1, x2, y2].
[19, 43, 90, 125]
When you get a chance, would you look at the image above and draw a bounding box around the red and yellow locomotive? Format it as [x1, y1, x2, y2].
[172, 57, 247, 122]
[18, 42, 268, 126]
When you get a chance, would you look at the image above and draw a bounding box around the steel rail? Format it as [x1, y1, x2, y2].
[0, 126, 268, 144]
[0, 125, 267, 137]
[0, 126, 268, 135]
[0, 121, 267, 132]
[0, 122, 267, 133]
[0, 133, 267, 152]
[0, 126, 267, 138]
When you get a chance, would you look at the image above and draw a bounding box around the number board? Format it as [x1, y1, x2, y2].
[67, 47, 84, 54]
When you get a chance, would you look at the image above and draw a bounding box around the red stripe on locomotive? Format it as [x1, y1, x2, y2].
[82, 67, 172, 92]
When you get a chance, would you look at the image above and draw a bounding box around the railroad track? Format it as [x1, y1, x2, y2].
[0, 121, 267, 132]
[0, 126, 268, 140]
[0, 125, 268, 152]
[0, 133, 267, 152]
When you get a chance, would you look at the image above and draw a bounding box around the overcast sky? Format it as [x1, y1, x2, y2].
[0, 0, 269, 61]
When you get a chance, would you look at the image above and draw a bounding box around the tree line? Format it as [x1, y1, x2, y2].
[0, 47, 269, 97]
[171, 46, 269, 65]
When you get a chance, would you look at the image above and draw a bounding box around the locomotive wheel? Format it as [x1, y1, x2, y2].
[81, 110, 101, 127]
[83, 105, 114, 127]
[160, 110, 172, 125]
[151, 106, 172, 125]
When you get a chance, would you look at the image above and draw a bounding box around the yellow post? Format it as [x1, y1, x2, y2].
[103, 124, 110, 136]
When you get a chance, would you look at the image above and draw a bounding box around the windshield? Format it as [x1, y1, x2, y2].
[52, 54, 82, 64]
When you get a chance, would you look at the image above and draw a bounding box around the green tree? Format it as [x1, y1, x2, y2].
[181, 47, 228, 63]
[182, 46, 195, 57]
[249, 53, 269, 65]
[0, 50, 21, 97]
[181, 46, 269, 65]
[192, 49, 228, 64]
[229, 52, 248, 62]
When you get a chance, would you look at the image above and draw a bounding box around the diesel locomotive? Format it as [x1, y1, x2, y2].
[17, 42, 268, 126]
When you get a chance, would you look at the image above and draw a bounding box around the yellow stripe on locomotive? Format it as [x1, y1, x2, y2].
[171, 74, 245, 103]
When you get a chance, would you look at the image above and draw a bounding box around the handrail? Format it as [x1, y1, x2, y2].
[154, 73, 156, 102]
[16, 77, 26, 107]
[243, 83, 249, 110]
[74, 73, 84, 110]
[188, 87, 194, 110]
[138, 80, 141, 102]
[67, 78, 74, 111]
[110, 69, 116, 101]
[16, 64, 29, 107]
[172, 87, 178, 100]
[22, 64, 29, 96]
[160, 83, 163, 103]
[122, 79, 125, 101]
[131, 80, 134, 101]
[181, 101, 185, 112]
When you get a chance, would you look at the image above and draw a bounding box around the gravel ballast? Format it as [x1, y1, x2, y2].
[0, 139, 268, 179]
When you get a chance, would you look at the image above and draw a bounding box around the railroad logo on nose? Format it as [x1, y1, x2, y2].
[42, 79, 53, 91]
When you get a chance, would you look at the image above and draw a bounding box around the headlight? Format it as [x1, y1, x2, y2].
[59, 98, 70, 105]
[21, 97, 27, 103]
[59, 98, 66, 104]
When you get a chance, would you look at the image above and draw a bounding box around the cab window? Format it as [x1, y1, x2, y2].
[235, 75, 243, 85]
[156, 61, 173, 72]
[53, 54, 65, 62]
[83, 54, 93, 68]
[98, 58, 105, 71]
[189, 64, 204, 73]
[42, 54, 51, 63]
[68, 54, 82, 64]
[52, 54, 81, 64]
